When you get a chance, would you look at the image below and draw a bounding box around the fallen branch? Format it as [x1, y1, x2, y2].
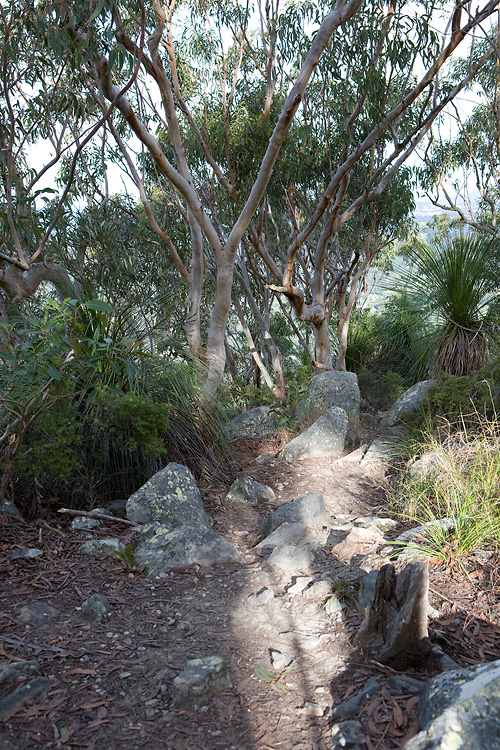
[58, 508, 139, 527]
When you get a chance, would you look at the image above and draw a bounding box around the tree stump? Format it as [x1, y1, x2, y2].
[356, 561, 432, 669]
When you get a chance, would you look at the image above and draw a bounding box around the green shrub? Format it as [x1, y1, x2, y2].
[357, 368, 405, 412]
[12, 399, 83, 484]
[92, 392, 170, 456]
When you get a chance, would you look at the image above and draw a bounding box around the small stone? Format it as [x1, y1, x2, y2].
[254, 454, 272, 464]
[303, 701, 324, 717]
[387, 675, 426, 694]
[18, 602, 60, 626]
[286, 576, 314, 595]
[303, 579, 333, 599]
[329, 720, 366, 748]
[80, 538, 125, 556]
[225, 477, 275, 506]
[10, 548, 43, 560]
[253, 587, 274, 605]
[81, 593, 111, 621]
[333, 678, 381, 717]
[269, 650, 292, 672]
[172, 656, 231, 708]
[145, 708, 157, 719]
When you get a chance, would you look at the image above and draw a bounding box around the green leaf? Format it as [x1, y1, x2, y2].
[253, 665, 278, 682]
[45, 364, 62, 381]
[85, 300, 114, 313]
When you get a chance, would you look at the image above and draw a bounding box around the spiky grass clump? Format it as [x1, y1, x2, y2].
[390, 416, 500, 566]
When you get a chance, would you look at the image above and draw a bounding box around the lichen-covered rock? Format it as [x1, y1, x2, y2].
[134, 523, 242, 577]
[172, 656, 231, 708]
[79, 538, 126, 556]
[279, 407, 348, 462]
[225, 477, 275, 506]
[0, 498, 22, 518]
[297, 371, 360, 425]
[262, 493, 326, 536]
[224, 406, 283, 439]
[382, 380, 434, 428]
[71, 507, 112, 533]
[126, 463, 209, 527]
[405, 660, 500, 750]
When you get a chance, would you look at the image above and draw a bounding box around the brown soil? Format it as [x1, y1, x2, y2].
[1, 436, 500, 750]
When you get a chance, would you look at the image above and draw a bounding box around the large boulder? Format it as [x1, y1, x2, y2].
[405, 660, 500, 750]
[279, 407, 348, 462]
[297, 371, 360, 425]
[224, 406, 283, 439]
[134, 522, 242, 576]
[382, 380, 434, 428]
[126, 463, 209, 528]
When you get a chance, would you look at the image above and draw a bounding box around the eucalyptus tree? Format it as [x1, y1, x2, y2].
[1, 0, 500, 398]
[418, 39, 500, 237]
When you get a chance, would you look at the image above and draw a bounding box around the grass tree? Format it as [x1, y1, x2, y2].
[400, 232, 500, 377]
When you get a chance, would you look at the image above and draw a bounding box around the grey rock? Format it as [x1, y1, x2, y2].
[18, 601, 59, 625]
[224, 406, 283, 439]
[126, 463, 209, 528]
[353, 516, 398, 532]
[332, 526, 384, 560]
[80, 538, 126, 556]
[11, 548, 43, 560]
[385, 518, 457, 561]
[279, 407, 348, 462]
[81, 593, 111, 621]
[262, 493, 326, 536]
[279, 630, 329, 651]
[409, 450, 449, 480]
[382, 380, 434, 428]
[71, 508, 111, 532]
[0, 677, 58, 721]
[252, 587, 275, 605]
[303, 701, 324, 717]
[303, 579, 334, 600]
[225, 477, 275, 506]
[285, 576, 314, 595]
[254, 454, 273, 464]
[387, 675, 426, 694]
[134, 523, 242, 577]
[0, 498, 22, 518]
[267, 544, 315, 573]
[405, 660, 500, 750]
[172, 656, 231, 708]
[0, 661, 39, 686]
[361, 428, 404, 465]
[329, 720, 366, 748]
[256, 521, 308, 549]
[269, 650, 292, 672]
[298, 371, 360, 425]
[343, 444, 369, 463]
[333, 678, 381, 718]
[325, 596, 345, 620]
[108, 498, 128, 517]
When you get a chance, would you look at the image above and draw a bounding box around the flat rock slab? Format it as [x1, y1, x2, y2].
[267, 544, 315, 574]
[279, 407, 348, 462]
[134, 522, 242, 576]
[262, 493, 326, 536]
[225, 477, 275, 506]
[0, 677, 58, 721]
[172, 656, 231, 708]
[127, 462, 209, 527]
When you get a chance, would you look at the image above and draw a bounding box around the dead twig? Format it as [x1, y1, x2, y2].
[57, 509, 138, 527]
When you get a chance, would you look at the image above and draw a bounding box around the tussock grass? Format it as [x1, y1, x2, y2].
[390, 415, 500, 565]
